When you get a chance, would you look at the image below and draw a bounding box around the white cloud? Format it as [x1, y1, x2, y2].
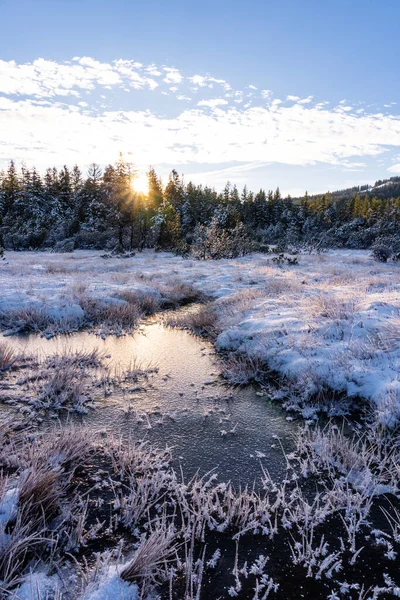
[261, 90, 272, 99]
[189, 75, 208, 87]
[162, 67, 183, 84]
[2, 56, 400, 179]
[113, 59, 158, 89]
[189, 74, 230, 90]
[2, 93, 400, 173]
[297, 95, 313, 104]
[145, 64, 162, 76]
[197, 99, 228, 108]
[0, 57, 160, 98]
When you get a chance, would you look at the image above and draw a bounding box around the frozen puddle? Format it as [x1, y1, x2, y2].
[8, 316, 297, 485]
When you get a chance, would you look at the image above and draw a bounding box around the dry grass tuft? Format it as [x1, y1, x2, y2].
[216, 289, 264, 321]
[120, 528, 176, 583]
[160, 282, 204, 306]
[166, 305, 217, 337]
[220, 352, 268, 385]
[381, 316, 400, 348]
[37, 366, 88, 410]
[120, 358, 159, 383]
[45, 264, 69, 275]
[0, 307, 51, 333]
[94, 303, 140, 330]
[18, 467, 62, 524]
[45, 348, 104, 370]
[264, 277, 301, 296]
[32, 425, 95, 473]
[307, 292, 363, 320]
[0, 342, 16, 372]
[118, 290, 161, 315]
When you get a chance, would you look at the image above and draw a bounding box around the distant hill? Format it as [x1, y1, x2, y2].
[293, 176, 400, 202]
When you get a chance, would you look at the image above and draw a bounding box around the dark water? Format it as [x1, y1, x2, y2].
[9, 316, 297, 485]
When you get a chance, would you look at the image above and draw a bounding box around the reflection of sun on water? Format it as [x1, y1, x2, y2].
[132, 174, 149, 195]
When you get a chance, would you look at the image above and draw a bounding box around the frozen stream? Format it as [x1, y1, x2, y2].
[8, 312, 298, 485]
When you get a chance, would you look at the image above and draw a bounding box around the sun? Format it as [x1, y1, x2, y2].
[132, 173, 149, 195]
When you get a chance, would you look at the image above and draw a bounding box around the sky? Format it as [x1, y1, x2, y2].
[0, 0, 400, 196]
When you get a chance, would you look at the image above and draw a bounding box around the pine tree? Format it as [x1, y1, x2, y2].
[253, 190, 269, 228]
[154, 200, 181, 249]
[1, 160, 20, 215]
[147, 167, 163, 210]
[164, 170, 185, 211]
[83, 163, 107, 231]
[103, 154, 136, 251]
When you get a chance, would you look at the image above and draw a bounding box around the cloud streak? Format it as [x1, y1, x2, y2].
[0, 57, 159, 97]
[1, 56, 400, 183]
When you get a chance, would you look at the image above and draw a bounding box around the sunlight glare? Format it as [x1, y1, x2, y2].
[132, 173, 149, 195]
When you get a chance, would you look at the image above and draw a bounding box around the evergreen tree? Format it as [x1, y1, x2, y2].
[103, 154, 136, 251]
[164, 170, 185, 211]
[147, 167, 163, 210]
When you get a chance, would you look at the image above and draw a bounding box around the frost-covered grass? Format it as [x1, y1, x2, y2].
[0, 251, 203, 338]
[2, 249, 400, 598]
[0, 347, 158, 416]
[0, 342, 16, 372]
[165, 303, 218, 337]
[1, 249, 400, 423]
[2, 417, 400, 600]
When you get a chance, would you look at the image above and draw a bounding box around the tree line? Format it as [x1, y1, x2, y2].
[1, 155, 400, 257]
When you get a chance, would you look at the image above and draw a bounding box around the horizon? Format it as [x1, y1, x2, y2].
[1, 0, 400, 195]
[1, 156, 396, 200]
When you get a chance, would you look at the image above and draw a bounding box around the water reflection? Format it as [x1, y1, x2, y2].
[8, 319, 298, 485]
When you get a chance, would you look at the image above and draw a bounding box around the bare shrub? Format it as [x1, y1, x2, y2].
[192, 219, 252, 259]
[372, 244, 392, 263]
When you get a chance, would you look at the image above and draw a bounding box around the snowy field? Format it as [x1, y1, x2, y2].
[1, 249, 400, 599]
[1, 249, 400, 424]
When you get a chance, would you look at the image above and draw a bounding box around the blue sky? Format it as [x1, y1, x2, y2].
[1, 0, 400, 195]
